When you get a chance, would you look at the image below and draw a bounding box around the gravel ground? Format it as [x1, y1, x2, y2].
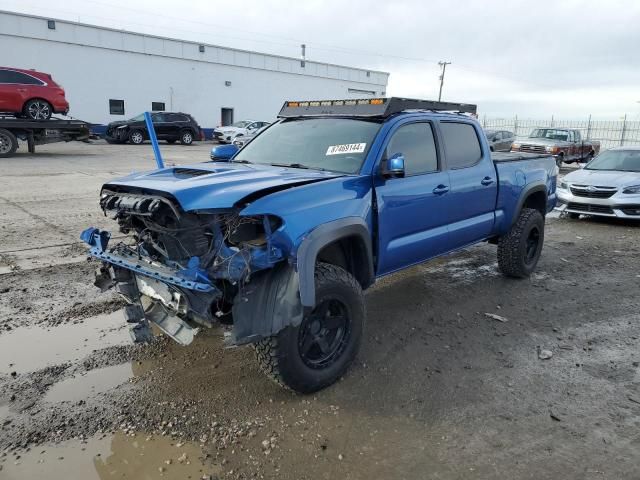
[1, 141, 639, 479]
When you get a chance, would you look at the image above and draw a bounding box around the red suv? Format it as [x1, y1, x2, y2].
[0, 67, 69, 121]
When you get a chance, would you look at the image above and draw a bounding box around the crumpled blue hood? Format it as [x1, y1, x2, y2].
[103, 162, 342, 211]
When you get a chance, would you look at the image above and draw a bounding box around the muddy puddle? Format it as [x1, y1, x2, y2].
[0, 310, 130, 374]
[44, 363, 135, 403]
[1, 432, 221, 480]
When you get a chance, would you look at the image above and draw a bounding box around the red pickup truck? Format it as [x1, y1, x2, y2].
[511, 128, 600, 167]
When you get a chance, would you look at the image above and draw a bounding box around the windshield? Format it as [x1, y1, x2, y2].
[529, 128, 569, 141]
[585, 149, 640, 172]
[233, 118, 382, 174]
[128, 113, 145, 122]
[231, 121, 252, 128]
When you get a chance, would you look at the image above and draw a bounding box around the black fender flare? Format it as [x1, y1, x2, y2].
[296, 217, 374, 308]
[511, 183, 547, 226]
[231, 262, 303, 345]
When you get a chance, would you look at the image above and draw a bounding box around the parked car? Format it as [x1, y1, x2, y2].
[105, 112, 203, 145]
[484, 129, 514, 152]
[213, 120, 270, 143]
[232, 125, 268, 148]
[556, 147, 640, 219]
[0, 67, 69, 121]
[82, 97, 557, 393]
[210, 143, 238, 160]
[511, 128, 600, 167]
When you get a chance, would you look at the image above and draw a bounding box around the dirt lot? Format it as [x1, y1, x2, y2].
[1, 141, 640, 480]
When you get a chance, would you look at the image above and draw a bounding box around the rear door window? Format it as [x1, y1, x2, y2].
[0, 70, 44, 85]
[440, 122, 482, 169]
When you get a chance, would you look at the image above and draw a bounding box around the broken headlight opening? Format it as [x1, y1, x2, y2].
[83, 189, 284, 345]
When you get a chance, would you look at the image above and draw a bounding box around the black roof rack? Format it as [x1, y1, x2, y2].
[277, 97, 477, 118]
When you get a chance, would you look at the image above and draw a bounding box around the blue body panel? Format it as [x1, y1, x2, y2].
[97, 112, 557, 282]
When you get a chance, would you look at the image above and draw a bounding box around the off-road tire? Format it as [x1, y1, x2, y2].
[128, 129, 145, 145]
[0, 128, 18, 158]
[498, 208, 545, 278]
[254, 263, 365, 393]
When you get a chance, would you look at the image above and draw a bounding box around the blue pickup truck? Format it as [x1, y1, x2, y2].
[82, 97, 557, 393]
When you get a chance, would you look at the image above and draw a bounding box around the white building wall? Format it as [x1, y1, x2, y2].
[0, 11, 389, 127]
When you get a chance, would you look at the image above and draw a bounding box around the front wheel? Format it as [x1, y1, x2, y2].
[497, 208, 545, 278]
[23, 99, 52, 121]
[128, 130, 145, 145]
[254, 263, 365, 393]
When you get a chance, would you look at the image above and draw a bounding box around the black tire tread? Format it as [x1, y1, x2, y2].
[497, 208, 544, 278]
[0, 128, 19, 158]
[253, 263, 363, 392]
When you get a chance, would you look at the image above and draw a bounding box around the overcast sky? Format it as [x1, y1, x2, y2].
[4, 0, 640, 119]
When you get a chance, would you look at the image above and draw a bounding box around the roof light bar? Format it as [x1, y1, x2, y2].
[278, 97, 477, 118]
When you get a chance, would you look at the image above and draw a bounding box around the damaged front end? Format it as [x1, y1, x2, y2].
[82, 188, 301, 346]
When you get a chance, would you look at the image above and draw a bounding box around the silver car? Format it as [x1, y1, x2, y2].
[484, 129, 515, 152]
[556, 146, 640, 219]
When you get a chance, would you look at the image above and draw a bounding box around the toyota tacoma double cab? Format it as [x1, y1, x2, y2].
[81, 97, 557, 393]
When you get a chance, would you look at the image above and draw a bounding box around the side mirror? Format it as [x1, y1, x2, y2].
[381, 153, 405, 178]
[210, 144, 238, 161]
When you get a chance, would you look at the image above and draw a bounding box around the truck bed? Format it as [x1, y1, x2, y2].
[491, 151, 553, 162]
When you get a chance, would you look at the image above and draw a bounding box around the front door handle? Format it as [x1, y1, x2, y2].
[481, 177, 495, 186]
[433, 184, 449, 195]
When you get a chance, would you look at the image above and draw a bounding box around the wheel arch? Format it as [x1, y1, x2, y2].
[296, 218, 374, 307]
[22, 97, 51, 110]
[512, 183, 547, 226]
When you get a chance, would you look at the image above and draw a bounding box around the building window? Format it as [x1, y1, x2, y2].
[347, 88, 376, 96]
[199, 45, 205, 53]
[151, 102, 165, 111]
[366, 71, 371, 77]
[47, 20, 56, 30]
[109, 99, 125, 115]
[224, 81, 232, 87]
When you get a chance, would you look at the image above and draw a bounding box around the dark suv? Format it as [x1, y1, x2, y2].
[105, 112, 203, 145]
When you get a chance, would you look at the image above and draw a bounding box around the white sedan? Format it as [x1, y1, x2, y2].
[213, 120, 270, 144]
[556, 146, 640, 219]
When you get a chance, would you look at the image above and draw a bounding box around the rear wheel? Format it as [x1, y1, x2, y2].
[0, 128, 18, 158]
[180, 130, 194, 145]
[128, 129, 144, 145]
[254, 263, 365, 393]
[23, 99, 52, 121]
[498, 208, 545, 278]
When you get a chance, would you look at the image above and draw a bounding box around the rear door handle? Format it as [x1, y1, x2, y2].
[481, 177, 495, 186]
[433, 184, 449, 195]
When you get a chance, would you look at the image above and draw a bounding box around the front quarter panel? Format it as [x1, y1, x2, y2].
[240, 175, 374, 306]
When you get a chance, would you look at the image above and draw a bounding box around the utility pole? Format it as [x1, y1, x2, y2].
[438, 61, 451, 101]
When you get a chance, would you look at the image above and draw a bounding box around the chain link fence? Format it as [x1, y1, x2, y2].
[481, 115, 640, 150]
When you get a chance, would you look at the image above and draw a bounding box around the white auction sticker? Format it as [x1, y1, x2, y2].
[326, 143, 367, 155]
